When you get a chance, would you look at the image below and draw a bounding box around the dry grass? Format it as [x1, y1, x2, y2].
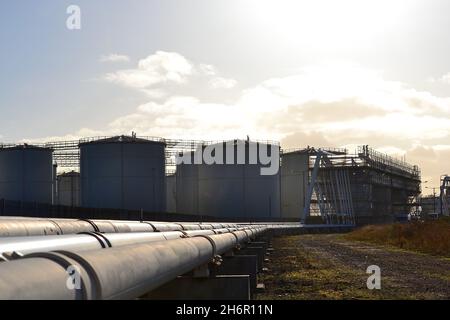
[344, 218, 450, 257]
[258, 234, 450, 300]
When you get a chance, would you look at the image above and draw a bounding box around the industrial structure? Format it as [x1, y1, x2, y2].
[281, 146, 421, 224]
[420, 195, 440, 217]
[79, 136, 166, 212]
[0, 145, 54, 204]
[0, 136, 423, 224]
[439, 175, 450, 216]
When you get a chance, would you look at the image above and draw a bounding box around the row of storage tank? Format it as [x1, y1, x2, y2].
[0, 136, 308, 219]
[0, 137, 166, 212]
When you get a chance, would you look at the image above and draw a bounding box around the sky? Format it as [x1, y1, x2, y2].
[1, 0, 450, 193]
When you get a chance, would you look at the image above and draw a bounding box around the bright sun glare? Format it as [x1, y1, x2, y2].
[244, 0, 411, 50]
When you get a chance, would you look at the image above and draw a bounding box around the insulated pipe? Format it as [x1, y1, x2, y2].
[80, 219, 117, 233]
[144, 222, 184, 232]
[231, 230, 250, 244]
[0, 237, 216, 300]
[0, 255, 85, 299]
[0, 231, 188, 259]
[199, 224, 214, 230]
[0, 228, 253, 259]
[0, 219, 63, 237]
[212, 228, 231, 234]
[0, 225, 291, 299]
[89, 220, 154, 233]
[176, 223, 202, 231]
[0, 217, 300, 237]
[202, 233, 239, 255]
[103, 232, 184, 247]
[49, 219, 96, 234]
[206, 223, 225, 229]
[0, 234, 105, 257]
[183, 229, 215, 237]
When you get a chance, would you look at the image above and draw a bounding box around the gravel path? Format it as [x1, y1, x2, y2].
[258, 234, 450, 300]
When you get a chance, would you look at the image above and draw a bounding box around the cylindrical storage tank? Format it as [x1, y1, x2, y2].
[176, 140, 281, 219]
[166, 174, 176, 213]
[80, 136, 166, 212]
[0, 145, 53, 204]
[56, 171, 80, 207]
[175, 157, 199, 215]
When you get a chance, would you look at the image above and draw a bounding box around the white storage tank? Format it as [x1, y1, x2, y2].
[80, 135, 166, 212]
[176, 140, 281, 219]
[0, 145, 53, 204]
[56, 171, 80, 207]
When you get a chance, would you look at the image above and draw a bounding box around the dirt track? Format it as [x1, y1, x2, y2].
[257, 234, 450, 300]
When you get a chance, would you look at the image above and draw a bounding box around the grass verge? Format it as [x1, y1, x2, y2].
[344, 218, 450, 257]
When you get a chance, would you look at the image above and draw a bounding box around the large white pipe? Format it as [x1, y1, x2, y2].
[0, 223, 303, 299]
[0, 233, 252, 299]
[0, 228, 262, 260]
[0, 217, 274, 237]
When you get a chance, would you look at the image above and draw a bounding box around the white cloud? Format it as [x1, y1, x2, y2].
[99, 61, 450, 146]
[104, 51, 194, 89]
[104, 51, 237, 94]
[209, 77, 237, 89]
[427, 72, 450, 85]
[441, 72, 450, 84]
[198, 64, 217, 76]
[99, 54, 130, 63]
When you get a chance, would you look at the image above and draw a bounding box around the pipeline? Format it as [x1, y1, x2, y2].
[0, 216, 304, 237]
[0, 227, 261, 261]
[0, 227, 274, 299]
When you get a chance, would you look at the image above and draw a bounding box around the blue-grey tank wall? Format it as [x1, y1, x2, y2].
[175, 142, 281, 218]
[0, 149, 53, 204]
[80, 142, 166, 212]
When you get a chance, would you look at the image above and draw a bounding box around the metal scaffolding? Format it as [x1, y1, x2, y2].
[304, 145, 421, 224]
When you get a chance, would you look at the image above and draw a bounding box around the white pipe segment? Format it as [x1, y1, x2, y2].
[183, 229, 216, 237]
[0, 219, 63, 237]
[0, 234, 104, 256]
[144, 222, 184, 232]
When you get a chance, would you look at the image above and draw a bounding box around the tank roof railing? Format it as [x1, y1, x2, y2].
[0, 143, 53, 150]
[281, 146, 348, 155]
[78, 135, 166, 145]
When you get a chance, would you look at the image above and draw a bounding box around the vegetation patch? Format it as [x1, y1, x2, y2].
[344, 219, 450, 257]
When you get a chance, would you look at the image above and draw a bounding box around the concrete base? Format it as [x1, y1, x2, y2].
[236, 247, 265, 271]
[249, 241, 268, 251]
[215, 255, 258, 297]
[143, 275, 251, 300]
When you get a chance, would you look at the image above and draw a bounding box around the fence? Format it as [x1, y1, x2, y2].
[0, 199, 297, 223]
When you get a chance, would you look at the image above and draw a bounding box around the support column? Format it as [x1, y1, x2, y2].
[142, 275, 251, 300]
[215, 255, 258, 297]
[236, 246, 265, 271]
